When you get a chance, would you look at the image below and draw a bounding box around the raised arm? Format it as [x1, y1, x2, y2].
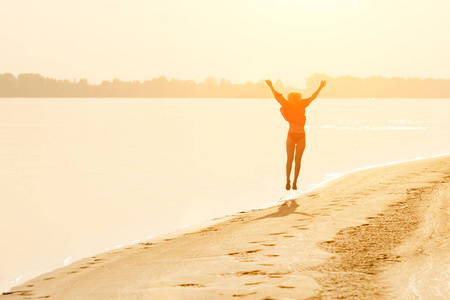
[265, 79, 288, 107]
[303, 80, 327, 107]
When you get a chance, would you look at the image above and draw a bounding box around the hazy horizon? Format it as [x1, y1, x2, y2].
[2, 72, 450, 98]
[1, 1, 449, 86]
[2, 72, 450, 86]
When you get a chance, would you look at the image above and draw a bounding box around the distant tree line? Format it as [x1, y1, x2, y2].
[0, 73, 449, 98]
[305, 74, 450, 98]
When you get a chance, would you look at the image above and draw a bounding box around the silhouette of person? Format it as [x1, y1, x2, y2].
[265, 79, 326, 190]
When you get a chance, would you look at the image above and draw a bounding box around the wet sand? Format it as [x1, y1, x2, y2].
[3, 155, 450, 299]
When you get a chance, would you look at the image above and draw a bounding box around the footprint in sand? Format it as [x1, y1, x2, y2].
[245, 249, 262, 253]
[2, 290, 34, 296]
[140, 242, 154, 246]
[262, 243, 276, 247]
[235, 270, 267, 276]
[245, 282, 265, 286]
[227, 249, 262, 256]
[265, 254, 279, 257]
[174, 283, 205, 288]
[43, 277, 54, 281]
[278, 285, 295, 289]
[269, 232, 287, 235]
[292, 225, 308, 230]
[232, 292, 257, 297]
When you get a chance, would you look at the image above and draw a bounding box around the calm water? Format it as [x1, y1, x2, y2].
[1, 98, 449, 292]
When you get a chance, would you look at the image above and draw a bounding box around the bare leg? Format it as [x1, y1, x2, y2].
[286, 135, 295, 190]
[292, 136, 306, 190]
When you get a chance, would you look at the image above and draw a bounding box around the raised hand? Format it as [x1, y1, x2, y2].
[265, 79, 273, 87]
[320, 80, 327, 88]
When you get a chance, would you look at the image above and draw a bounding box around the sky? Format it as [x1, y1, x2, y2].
[1, 0, 449, 86]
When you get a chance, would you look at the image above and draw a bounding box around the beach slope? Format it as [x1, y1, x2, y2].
[3, 155, 450, 299]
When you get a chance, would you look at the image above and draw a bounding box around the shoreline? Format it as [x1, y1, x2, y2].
[3, 155, 450, 299]
[3, 152, 445, 295]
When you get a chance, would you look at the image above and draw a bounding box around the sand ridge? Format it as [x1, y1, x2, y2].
[3, 155, 450, 300]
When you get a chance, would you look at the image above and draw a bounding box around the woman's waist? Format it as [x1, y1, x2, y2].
[288, 123, 305, 134]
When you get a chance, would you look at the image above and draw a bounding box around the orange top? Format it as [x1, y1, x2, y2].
[280, 103, 307, 134]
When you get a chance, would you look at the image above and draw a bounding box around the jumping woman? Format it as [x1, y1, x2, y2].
[265, 79, 326, 190]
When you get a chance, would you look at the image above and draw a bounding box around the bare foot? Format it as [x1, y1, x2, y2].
[292, 182, 297, 190]
[286, 180, 291, 190]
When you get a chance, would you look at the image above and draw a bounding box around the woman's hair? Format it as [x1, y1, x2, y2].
[287, 91, 302, 103]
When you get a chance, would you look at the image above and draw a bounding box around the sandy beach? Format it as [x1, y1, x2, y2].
[3, 155, 450, 300]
